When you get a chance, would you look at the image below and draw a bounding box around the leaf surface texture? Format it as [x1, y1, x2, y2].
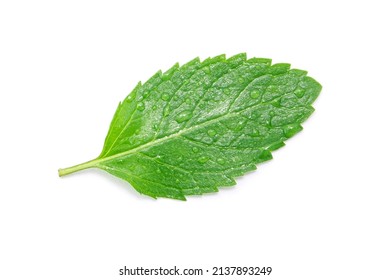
[60, 54, 321, 200]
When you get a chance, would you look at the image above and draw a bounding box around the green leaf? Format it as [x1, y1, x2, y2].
[59, 54, 321, 200]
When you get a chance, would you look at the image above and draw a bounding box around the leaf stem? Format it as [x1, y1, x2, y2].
[58, 158, 98, 177]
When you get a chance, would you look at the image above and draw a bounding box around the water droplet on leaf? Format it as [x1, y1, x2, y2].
[192, 147, 199, 153]
[161, 93, 169, 101]
[126, 95, 135, 102]
[163, 106, 170, 116]
[283, 124, 303, 138]
[207, 129, 216, 137]
[294, 88, 305, 98]
[250, 90, 260, 99]
[236, 121, 245, 131]
[198, 156, 209, 164]
[136, 102, 145, 111]
[270, 98, 281, 108]
[175, 110, 192, 123]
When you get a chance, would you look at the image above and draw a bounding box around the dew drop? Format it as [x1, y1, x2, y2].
[294, 88, 305, 98]
[223, 88, 230, 95]
[136, 102, 145, 111]
[270, 98, 281, 108]
[283, 124, 302, 138]
[126, 95, 135, 102]
[217, 158, 225, 165]
[175, 110, 192, 123]
[152, 105, 157, 110]
[163, 106, 170, 117]
[161, 93, 169, 101]
[162, 74, 170, 81]
[236, 121, 245, 131]
[173, 95, 179, 101]
[192, 147, 199, 153]
[250, 90, 260, 99]
[207, 129, 216, 137]
[198, 156, 209, 164]
[185, 98, 192, 104]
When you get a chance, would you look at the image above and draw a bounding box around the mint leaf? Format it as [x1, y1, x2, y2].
[59, 54, 321, 200]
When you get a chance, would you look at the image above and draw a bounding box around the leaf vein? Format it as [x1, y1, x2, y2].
[181, 60, 246, 129]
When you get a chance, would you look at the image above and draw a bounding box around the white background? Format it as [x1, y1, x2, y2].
[1, 0, 389, 279]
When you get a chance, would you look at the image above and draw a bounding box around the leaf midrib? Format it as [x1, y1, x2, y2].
[92, 92, 296, 167]
[103, 58, 244, 158]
